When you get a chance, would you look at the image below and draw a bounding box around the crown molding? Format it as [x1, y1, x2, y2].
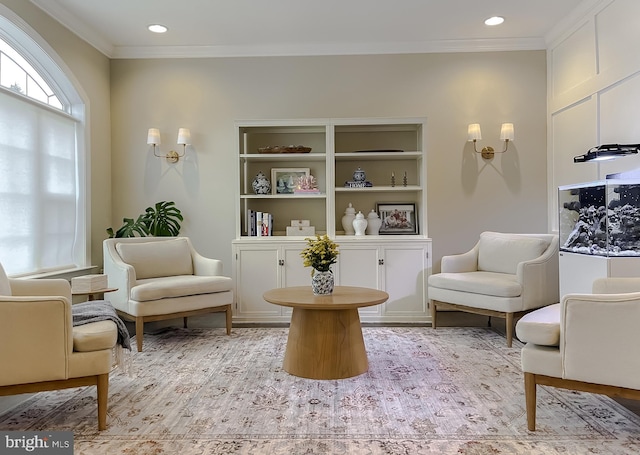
[30, 0, 114, 57]
[111, 37, 546, 60]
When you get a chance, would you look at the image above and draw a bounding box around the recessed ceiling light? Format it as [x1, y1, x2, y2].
[148, 24, 168, 33]
[484, 16, 505, 26]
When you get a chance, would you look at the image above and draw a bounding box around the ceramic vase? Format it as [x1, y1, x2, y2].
[341, 202, 356, 235]
[312, 269, 334, 295]
[353, 167, 366, 182]
[366, 209, 382, 235]
[353, 211, 367, 236]
[252, 170, 271, 194]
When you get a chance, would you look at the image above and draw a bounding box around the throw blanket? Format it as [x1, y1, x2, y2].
[72, 300, 131, 350]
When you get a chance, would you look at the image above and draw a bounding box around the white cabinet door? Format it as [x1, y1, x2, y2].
[234, 241, 308, 322]
[336, 246, 381, 316]
[235, 246, 281, 320]
[336, 241, 430, 321]
[382, 245, 428, 321]
[282, 244, 308, 287]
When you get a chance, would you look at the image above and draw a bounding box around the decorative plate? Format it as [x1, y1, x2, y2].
[258, 145, 312, 154]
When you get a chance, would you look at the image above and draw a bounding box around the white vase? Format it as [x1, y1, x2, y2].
[353, 211, 367, 236]
[366, 209, 382, 235]
[311, 269, 334, 295]
[341, 203, 356, 235]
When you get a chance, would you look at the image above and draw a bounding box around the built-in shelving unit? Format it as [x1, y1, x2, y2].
[233, 117, 431, 323]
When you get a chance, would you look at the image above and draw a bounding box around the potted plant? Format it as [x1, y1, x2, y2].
[107, 201, 183, 238]
[300, 234, 339, 295]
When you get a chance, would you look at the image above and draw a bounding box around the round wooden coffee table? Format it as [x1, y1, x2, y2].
[263, 286, 389, 380]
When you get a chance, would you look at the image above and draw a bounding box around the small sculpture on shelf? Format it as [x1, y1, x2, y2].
[391, 172, 396, 187]
[403, 171, 408, 187]
[294, 174, 320, 194]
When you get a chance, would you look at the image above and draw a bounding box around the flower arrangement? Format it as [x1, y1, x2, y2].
[300, 234, 339, 273]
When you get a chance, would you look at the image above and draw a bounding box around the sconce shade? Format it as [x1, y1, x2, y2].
[467, 123, 482, 141]
[147, 128, 161, 145]
[177, 128, 191, 145]
[500, 123, 515, 141]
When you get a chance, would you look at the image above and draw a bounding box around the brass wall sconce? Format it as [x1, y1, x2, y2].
[147, 128, 191, 163]
[467, 123, 514, 159]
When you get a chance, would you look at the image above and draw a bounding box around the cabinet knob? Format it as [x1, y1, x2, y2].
[278, 259, 285, 266]
[378, 259, 384, 265]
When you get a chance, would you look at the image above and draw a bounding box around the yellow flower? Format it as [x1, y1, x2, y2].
[300, 234, 339, 273]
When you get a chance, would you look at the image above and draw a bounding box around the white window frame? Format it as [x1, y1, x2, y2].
[0, 5, 89, 276]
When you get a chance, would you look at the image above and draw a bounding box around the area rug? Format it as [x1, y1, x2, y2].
[1, 327, 639, 454]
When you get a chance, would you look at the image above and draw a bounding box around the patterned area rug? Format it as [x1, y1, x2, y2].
[1, 327, 639, 454]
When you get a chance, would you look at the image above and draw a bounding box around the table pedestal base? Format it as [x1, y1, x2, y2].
[283, 307, 368, 379]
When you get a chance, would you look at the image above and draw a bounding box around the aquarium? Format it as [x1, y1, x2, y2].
[559, 179, 640, 256]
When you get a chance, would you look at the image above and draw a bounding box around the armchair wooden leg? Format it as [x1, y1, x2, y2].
[524, 372, 537, 431]
[183, 317, 188, 328]
[225, 304, 232, 335]
[430, 300, 437, 328]
[97, 373, 109, 431]
[135, 317, 144, 352]
[506, 312, 514, 347]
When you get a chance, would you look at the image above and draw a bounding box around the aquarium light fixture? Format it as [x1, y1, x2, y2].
[467, 123, 514, 159]
[573, 144, 640, 163]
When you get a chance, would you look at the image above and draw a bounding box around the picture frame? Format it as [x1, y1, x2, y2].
[271, 168, 310, 194]
[376, 203, 418, 234]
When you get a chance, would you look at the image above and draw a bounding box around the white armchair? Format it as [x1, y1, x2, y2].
[0, 263, 117, 430]
[516, 277, 640, 431]
[103, 237, 234, 352]
[428, 231, 559, 346]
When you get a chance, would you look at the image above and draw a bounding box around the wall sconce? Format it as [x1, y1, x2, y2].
[467, 123, 515, 159]
[147, 127, 191, 163]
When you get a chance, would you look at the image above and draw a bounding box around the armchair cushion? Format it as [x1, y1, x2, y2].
[73, 320, 118, 352]
[515, 303, 560, 346]
[131, 275, 233, 302]
[428, 271, 521, 297]
[116, 238, 193, 279]
[478, 232, 549, 274]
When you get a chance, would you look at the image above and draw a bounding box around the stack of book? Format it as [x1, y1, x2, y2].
[247, 210, 273, 236]
[71, 274, 108, 292]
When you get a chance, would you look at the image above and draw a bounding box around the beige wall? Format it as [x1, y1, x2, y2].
[1, 0, 111, 267]
[111, 51, 548, 273]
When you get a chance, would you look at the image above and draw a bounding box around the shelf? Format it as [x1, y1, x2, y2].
[241, 193, 327, 199]
[241, 153, 327, 162]
[335, 185, 421, 193]
[335, 151, 422, 161]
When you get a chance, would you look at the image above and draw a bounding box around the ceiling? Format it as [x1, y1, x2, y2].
[30, 0, 594, 59]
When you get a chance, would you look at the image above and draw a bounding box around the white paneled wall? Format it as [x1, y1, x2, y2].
[548, 0, 640, 232]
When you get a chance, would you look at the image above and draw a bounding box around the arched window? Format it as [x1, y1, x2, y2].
[0, 37, 64, 110]
[0, 8, 87, 276]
